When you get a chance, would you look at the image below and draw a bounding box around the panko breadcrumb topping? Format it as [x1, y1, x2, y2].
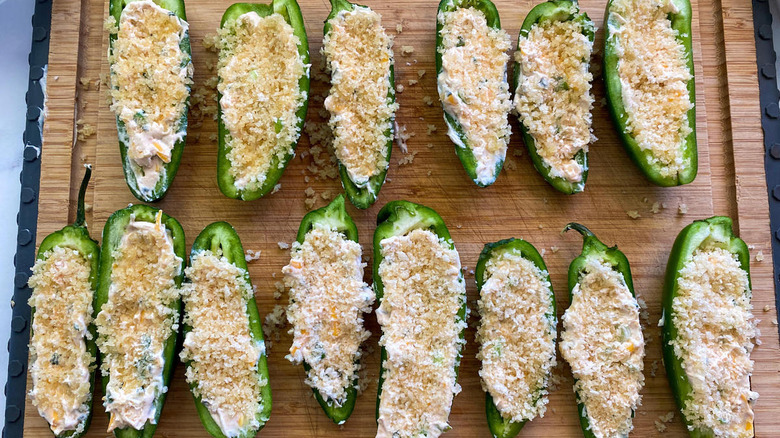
[671, 246, 757, 437]
[609, 0, 693, 178]
[376, 229, 466, 438]
[283, 226, 374, 407]
[323, 6, 397, 187]
[28, 247, 95, 435]
[477, 250, 556, 423]
[109, 0, 192, 192]
[438, 7, 512, 185]
[560, 257, 645, 438]
[180, 251, 266, 437]
[514, 15, 595, 183]
[95, 215, 181, 432]
[218, 12, 306, 192]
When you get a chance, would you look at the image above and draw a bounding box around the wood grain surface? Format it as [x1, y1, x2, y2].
[25, 0, 780, 436]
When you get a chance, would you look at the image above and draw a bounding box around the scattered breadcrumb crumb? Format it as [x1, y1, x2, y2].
[772, 319, 778, 326]
[262, 305, 287, 348]
[763, 305, 771, 312]
[398, 151, 418, 166]
[396, 23, 403, 33]
[426, 124, 437, 135]
[651, 202, 661, 214]
[271, 183, 282, 194]
[756, 251, 764, 262]
[422, 96, 434, 106]
[654, 412, 675, 432]
[395, 123, 412, 153]
[75, 119, 95, 141]
[396, 84, 405, 93]
[627, 210, 641, 219]
[551, 246, 559, 253]
[79, 77, 91, 91]
[417, 69, 426, 79]
[426, 143, 434, 149]
[245, 249, 262, 262]
[650, 359, 659, 377]
[678, 203, 687, 215]
[201, 32, 219, 52]
[278, 242, 290, 250]
[407, 79, 418, 86]
[400, 45, 414, 56]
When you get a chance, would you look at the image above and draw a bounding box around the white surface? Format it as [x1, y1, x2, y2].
[0, 0, 35, 420]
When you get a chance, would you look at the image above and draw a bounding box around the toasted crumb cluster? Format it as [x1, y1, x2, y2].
[477, 250, 556, 423]
[376, 229, 466, 438]
[219, 12, 306, 191]
[28, 247, 95, 435]
[438, 7, 512, 185]
[180, 251, 265, 437]
[95, 215, 181, 432]
[283, 226, 374, 408]
[322, 7, 397, 187]
[514, 15, 595, 183]
[560, 257, 645, 438]
[110, 0, 192, 191]
[609, 0, 693, 178]
[672, 247, 757, 437]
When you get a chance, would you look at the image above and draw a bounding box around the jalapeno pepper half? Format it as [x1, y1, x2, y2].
[563, 223, 637, 438]
[513, 0, 595, 194]
[184, 222, 272, 437]
[324, 0, 395, 209]
[217, 0, 310, 200]
[293, 195, 361, 423]
[372, 201, 467, 419]
[475, 238, 556, 438]
[661, 216, 752, 437]
[95, 205, 185, 438]
[436, 0, 507, 187]
[30, 167, 100, 438]
[108, 0, 192, 202]
[603, 0, 697, 186]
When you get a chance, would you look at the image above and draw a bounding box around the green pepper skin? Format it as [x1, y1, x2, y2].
[372, 201, 468, 421]
[475, 238, 556, 438]
[324, 0, 395, 209]
[436, 0, 505, 187]
[603, 0, 697, 186]
[513, 0, 594, 194]
[661, 217, 751, 438]
[108, 0, 191, 202]
[184, 222, 272, 437]
[563, 223, 636, 438]
[31, 168, 99, 438]
[217, 0, 310, 201]
[96, 205, 186, 438]
[293, 195, 360, 424]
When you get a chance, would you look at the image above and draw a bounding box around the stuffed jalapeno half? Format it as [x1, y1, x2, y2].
[180, 222, 272, 437]
[95, 205, 185, 437]
[28, 167, 100, 438]
[283, 195, 374, 424]
[604, 0, 697, 186]
[662, 217, 758, 437]
[217, 1, 310, 201]
[107, 0, 193, 202]
[513, 0, 595, 194]
[373, 201, 467, 437]
[436, 0, 512, 187]
[560, 223, 644, 438]
[323, 0, 397, 209]
[475, 238, 557, 438]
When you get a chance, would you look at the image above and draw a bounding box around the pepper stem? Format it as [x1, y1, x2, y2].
[74, 164, 92, 228]
[562, 222, 595, 238]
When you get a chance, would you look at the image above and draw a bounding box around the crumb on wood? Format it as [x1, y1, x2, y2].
[400, 45, 414, 56]
[278, 241, 290, 250]
[678, 203, 688, 215]
[398, 150, 418, 166]
[245, 249, 262, 262]
[396, 23, 403, 33]
[407, 79, 418, 86]
[396, 84, 405, 93]
[756, 250, 764, 262]
[627, 210, 641, 219]
[75, 119, 95, 141]
[422, 96, 434, 106]
[417, 69, 426, 79]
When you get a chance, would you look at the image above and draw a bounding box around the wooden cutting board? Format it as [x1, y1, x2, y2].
[24, 0, 779, 436]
